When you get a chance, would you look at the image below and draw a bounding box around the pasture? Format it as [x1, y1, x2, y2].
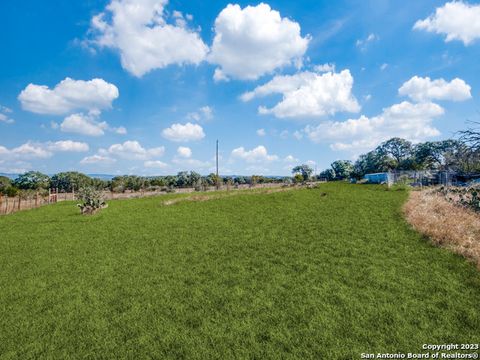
[0, 183, 479, 359]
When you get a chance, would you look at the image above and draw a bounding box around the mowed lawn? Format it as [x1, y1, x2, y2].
[0, 183, 479, 359]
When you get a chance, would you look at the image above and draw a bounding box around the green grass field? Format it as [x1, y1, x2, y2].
[0, 183, 479, 359]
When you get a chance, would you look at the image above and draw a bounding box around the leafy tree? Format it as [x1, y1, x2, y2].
[353, 150, 388, 178]
[189, 171, 201, 187]
[0, 176, 11, 194]
[377, 137, 413, 169]
[235, 176, 247, 185]
[292, 164, 313, 182]
[413, 140, 459, 170]
[330, 160, 354, 180]
[318, 169, 336, 181]
[50, 172, 92, 192]
[176, 171, 190, 187]
[13, 171, 50, 190]
[293, 174, 304, 183]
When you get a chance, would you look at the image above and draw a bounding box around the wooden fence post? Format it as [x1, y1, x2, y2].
[18, 195, 21, 211]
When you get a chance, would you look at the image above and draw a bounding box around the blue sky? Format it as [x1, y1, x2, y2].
[0, 0, 479, 176]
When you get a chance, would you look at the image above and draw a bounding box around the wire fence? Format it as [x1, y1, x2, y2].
[0, 182, 287, 216]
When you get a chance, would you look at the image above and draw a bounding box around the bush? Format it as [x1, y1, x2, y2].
[436, 185, 480, 212]
[77, 187, 107, 215]
[4, 186, 19, 197]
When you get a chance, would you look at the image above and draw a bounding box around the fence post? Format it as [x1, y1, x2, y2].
[18, 195, 21, 211]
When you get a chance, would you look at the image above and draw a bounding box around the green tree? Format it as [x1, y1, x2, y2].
[413, 140, 459, 170]
[330, 160, 354, 180]
[13, 171, 50, 190]
[292, 164, 313, 182]
[50, 172, 92, 192]
[377, 137, 413, 170]
[318, 169, 336, 181]
[0, 176, 11, 194]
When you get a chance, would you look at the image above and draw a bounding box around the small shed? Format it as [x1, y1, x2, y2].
[364, 172, 392, 184]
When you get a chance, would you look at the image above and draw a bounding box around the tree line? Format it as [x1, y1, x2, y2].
[317, 134, 480, 181]
[0, 171, 289, 197]
[2, 125, 479, 196]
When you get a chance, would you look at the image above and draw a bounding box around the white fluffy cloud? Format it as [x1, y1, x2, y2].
[186, 106, 213, 122]
[241, 69, 360, 118]
[231, 145, 278, 163]
[106, 140, 165, 160]
[162, 122, 205, 142]
[398, 76, 472, 102]
[18, 78, 119, 115]
[356, 33, 378, 51]
[304, 101, 444, 153]
[89, 0, 208, 77]
[414, 1, 480, 45]
[47, 140, 89, 152]
[209, 3, 310, 81]
[60, 113, 108, 137]
[144, 160, 168, 168]
[0, 106, 14, 124]
[80, 155, 116, 165]
[177, 146, 192, 158]
[284, 155, 299, 163]
[171, 157, 210, 169]
[59, 112, 127, 137]
[256, 128, 266, 137]
[0, 113, 14, 124]
[0, 140, 89, 160]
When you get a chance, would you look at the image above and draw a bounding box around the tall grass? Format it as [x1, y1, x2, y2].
[404, 190, 480, 269]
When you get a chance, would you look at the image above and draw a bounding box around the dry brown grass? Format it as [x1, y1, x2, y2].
[404, 190, 480, 269]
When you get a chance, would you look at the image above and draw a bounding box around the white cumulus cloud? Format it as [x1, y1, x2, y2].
[89, 0, 208, 77]
[162, 122, 205, 142]
[80, 155, 116, 164]
[177, 146, 192, 158]
[47, 140, 89, 152]
[209, 3, 310, 81]
[256, 128, 266, 136]
[60, 113, 108, 137]
[144, 160, 168, 168]
[106, 140, 165, 160]
[18, 78, 119, 115]
[241, 69, 360, 119]
[0, 140, 89, 161]
[304, 101, 444, 153]
[231, 145, 278, 163]
[414, 1, 480, 45]
[398, 76, 472, 102]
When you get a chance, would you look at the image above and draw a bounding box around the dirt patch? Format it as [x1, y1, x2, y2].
[404, 190, 480, 269]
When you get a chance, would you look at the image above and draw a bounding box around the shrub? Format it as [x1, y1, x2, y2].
[436, 185, 480, 212]
[4, 186, 19, 197]
[76, 187, 107, 215]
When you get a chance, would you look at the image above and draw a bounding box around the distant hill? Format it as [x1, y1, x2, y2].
[0, 173, 116, 180]
[0, 173, 18, 180]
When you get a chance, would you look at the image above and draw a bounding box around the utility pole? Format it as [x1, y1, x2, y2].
[216, 139, 219, 190]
